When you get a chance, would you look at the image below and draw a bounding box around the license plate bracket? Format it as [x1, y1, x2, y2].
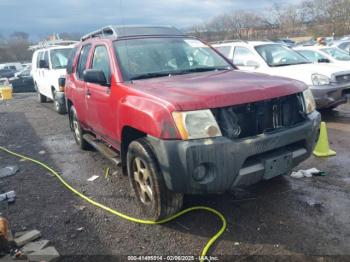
[264, 153, 292, 180]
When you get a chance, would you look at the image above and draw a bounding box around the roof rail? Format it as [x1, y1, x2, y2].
[210, 39, 248, 45]
[80, 26, 116, 41]
[29, 40, 78, 51]
[80, 25, 186, 42]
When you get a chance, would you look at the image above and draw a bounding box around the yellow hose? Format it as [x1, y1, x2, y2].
[0, 146, 227, 261]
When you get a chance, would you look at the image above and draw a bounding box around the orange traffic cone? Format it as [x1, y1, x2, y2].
[313, 122, 336, 157]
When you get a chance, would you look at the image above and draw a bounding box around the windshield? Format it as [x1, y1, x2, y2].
[321, 47, 350, 61]
[255, 44, 310, 67]
[50, 48, 72, 69]
[113, 38, 232, 81]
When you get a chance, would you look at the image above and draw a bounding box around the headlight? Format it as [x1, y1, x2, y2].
[172, 110, 222, 140]
[303, 88, 316, 114]
[311, 73, 330, 86]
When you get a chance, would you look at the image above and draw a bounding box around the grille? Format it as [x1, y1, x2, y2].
[212, 93, 306, 140]
[335, 74, 350, 83]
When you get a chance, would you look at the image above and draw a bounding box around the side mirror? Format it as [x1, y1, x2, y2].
[246, 60, 259, 68]
[318, 58, 330, 63]
[83, 69, 107, 86]
[39, 60, 49, 69]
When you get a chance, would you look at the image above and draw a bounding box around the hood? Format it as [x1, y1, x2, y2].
[127, 70, 306, 111]
[268, 63, 350, 85]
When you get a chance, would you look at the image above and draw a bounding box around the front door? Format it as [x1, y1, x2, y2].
[85, 45, 116, 142]
[73, 44, 92, 126]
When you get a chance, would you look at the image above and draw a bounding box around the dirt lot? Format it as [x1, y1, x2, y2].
[0, 93, 349, 261]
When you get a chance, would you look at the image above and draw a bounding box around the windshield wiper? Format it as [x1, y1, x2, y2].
[129, 72, 171, 81]
[173, 67, 231, 75]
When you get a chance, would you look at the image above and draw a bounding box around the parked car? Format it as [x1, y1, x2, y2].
[213, 41, 350, 109]
[272, 38, 295, 47]
[15, 65, 32, 77]
[296, 38, 316, 47]
[0, 62, 23, 71]
[31, 41, 77, 114]
[332, 40, 350, 54]
[9, 67, 35, 93]
[65, 26, 320, 221]
[294, 46, 350, 65]
[0, 68, 16, 79]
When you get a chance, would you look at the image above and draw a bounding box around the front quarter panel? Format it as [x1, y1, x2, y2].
[118, 94, 180, 140]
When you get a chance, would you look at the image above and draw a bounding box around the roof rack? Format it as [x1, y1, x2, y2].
[81, 26, 115, 41]
[29, 40, 78, 51]
[210, 39, 248, 45]
[80, 25, 186, 41]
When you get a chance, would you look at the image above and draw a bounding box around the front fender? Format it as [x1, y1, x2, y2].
[118, 95, 180, 140]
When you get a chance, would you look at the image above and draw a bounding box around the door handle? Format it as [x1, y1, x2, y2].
[86, 89, 91, 96]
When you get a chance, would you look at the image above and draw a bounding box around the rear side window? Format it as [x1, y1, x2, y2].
[91, 45, 111, 84]
[67, 47, 78, 74]
[76, 44, 92, 80]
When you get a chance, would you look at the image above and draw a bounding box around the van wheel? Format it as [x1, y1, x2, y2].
[127, 138, 183, 221]
[38, 92, 47, 103]
[53, 90, 67, 114]
[70, 106, 90, 150]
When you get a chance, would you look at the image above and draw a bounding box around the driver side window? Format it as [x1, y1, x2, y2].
[91, 46, 111, 84]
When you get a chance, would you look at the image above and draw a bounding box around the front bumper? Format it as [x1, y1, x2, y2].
[310, 83, 349, 109]
[148, 111, 321, 194]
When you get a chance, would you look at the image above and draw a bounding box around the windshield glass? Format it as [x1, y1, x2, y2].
[113, 38, 232, 81]
[255, 44, 310, 67]
[50, 48, 72, 69]
[321, 48, 350, 61]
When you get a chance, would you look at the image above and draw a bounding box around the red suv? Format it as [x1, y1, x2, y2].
[65, 26, 321, 221]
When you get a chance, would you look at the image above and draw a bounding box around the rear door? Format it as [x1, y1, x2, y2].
[85, 44, 115, 141]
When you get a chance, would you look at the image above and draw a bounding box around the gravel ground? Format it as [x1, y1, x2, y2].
[0, 93, 349, 261]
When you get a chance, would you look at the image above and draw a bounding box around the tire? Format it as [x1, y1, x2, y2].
[70, 106, 90, 150]
[38, 91, 47, 103]
[127, 138, 183, 221]
[53, 90, 67, 114]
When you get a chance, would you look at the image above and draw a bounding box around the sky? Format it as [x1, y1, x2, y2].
[0, 0, 302, 38]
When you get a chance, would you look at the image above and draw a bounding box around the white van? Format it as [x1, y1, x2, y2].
[31, 41, 77, 114]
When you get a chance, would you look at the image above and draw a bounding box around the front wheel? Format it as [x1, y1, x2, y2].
[37, 91, 47, 103]
[127, 138, 183, 221]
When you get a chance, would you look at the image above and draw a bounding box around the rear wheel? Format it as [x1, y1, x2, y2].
[53, 90, 67, 114]
[70, 106, 90, 150]
[127, 138, 183, 221]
